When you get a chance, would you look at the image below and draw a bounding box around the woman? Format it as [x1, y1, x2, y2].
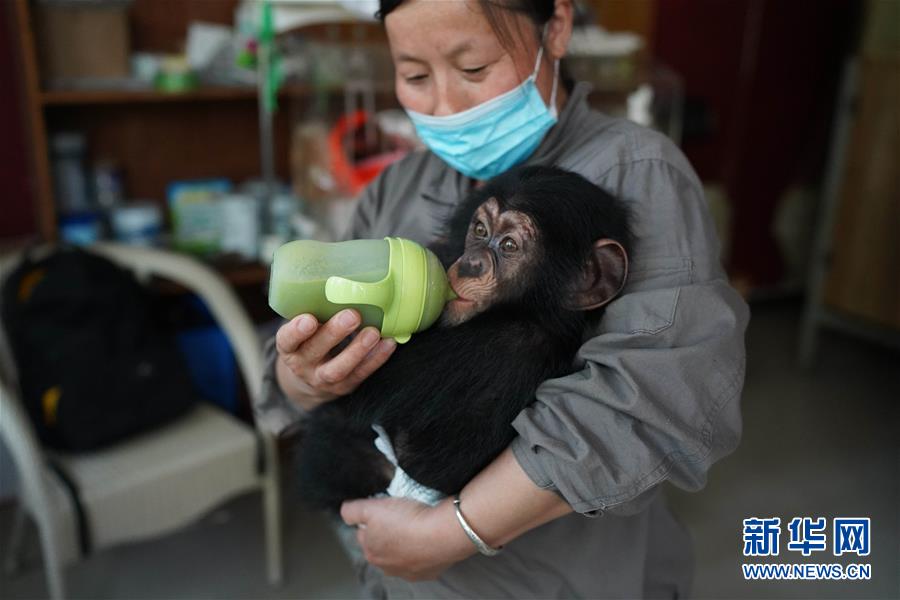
[257, 0, 749, 597]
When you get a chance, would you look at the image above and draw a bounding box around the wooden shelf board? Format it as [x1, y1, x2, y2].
[39, 83, 397, 107]
[41, 85, 259, 106]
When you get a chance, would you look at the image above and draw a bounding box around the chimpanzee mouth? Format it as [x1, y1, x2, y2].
[448, 283, 471, 303]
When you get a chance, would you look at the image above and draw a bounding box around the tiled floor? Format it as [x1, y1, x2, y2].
[1, 301, 897, 599]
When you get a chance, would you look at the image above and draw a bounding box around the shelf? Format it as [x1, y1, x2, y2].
[39, 82, 397, 107]
[40, 85, 258, 106]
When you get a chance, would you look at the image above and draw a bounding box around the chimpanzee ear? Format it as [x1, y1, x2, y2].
[564, 239, 629, 311]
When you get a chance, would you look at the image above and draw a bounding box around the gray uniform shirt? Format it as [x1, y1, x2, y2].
[255, 82, 749, 598]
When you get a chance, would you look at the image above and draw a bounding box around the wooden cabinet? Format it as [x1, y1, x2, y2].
[821, 56, 900, 331]
[800, 0, 900, 363]
[10, 0, 282, 246]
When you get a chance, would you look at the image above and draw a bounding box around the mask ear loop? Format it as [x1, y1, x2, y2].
[533, 24, 561, 117]
[531, 44, 545, 76]
[549, 58, 560, 117]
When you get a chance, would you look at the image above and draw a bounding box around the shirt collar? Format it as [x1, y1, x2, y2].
[528, 81, 593, 165]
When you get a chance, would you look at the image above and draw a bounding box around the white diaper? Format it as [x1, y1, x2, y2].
[371, 424, 445, 506]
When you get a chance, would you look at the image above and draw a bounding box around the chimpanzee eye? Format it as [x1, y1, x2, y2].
[473, 222, 488, 238]
[501, 237, 518, 253]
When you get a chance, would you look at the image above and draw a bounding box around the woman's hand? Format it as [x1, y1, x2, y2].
[339, 448, 573, 582]
[340, 496, 476, 581]
[275, 310, 397, 411]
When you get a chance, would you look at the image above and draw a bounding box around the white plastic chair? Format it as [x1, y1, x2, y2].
[0, 243, 283, 599]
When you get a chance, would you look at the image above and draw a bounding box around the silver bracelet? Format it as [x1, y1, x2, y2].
[453, 496, 502, 556]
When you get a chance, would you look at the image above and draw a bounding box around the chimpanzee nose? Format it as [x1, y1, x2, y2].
[458, 256, 484, 278]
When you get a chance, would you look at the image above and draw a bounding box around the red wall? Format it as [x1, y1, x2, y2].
[1, 4, 37, 239]
[654, 0, 860, 286]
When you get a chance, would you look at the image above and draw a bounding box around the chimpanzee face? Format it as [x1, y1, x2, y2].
[443, 197, 542, 325]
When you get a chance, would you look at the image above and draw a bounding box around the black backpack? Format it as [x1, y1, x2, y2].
[1, 246, 197, 451]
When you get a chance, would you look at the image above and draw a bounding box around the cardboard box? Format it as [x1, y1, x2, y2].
[36, 0, 131, 82]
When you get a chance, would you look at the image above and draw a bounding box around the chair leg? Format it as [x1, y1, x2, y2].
[3, 503, 27, 575]
[262, 437, 283, 586]
[35, 515, 66, 600]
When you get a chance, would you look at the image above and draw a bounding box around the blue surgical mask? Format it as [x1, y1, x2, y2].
[406, 45, 560, 180]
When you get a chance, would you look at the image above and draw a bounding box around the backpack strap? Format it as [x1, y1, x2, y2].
[45, 458, 92, 557]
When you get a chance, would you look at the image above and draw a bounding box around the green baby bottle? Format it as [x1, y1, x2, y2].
[268, 237, 457, 343]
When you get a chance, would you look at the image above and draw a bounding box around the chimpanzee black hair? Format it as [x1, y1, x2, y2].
[295, 165, 631, 511]
[436, 165, 632, 339]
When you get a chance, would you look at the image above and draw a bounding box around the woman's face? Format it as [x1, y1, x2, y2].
[384, 0, 567, 117]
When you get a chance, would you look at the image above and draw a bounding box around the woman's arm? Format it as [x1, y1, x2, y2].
[453, 446, 573, 547]
[340, 446, 571, 581]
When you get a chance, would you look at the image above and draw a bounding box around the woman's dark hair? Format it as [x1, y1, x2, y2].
[376, 0, 555, 48]
[376, 0, 574, 92]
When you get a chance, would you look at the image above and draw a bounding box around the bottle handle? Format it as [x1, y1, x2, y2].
[325, 276, 393, 310]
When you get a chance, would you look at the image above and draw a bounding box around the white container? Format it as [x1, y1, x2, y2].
[51, 132, 91, 213]
[220, 194, 260, 260]
[111, 202, 163, 246]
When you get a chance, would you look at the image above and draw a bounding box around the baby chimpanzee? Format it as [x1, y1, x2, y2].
[296, 165, 631, 510]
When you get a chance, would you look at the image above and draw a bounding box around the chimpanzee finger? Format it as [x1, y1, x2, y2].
[314, 326, 382, 384]
[275, 314, 318, 355]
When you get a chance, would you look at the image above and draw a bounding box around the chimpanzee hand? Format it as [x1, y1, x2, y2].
[274, 310, 397, 411]
[340, 496, 476, 581]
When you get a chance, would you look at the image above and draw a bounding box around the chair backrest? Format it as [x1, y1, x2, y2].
[0, 380, 50, 509]
[89, 243, 265, 406]
[0, 241, 272, 508]
[0, 248, 33, 387]
[0, 242, 266, 418]
[0, 249, 51, 511]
